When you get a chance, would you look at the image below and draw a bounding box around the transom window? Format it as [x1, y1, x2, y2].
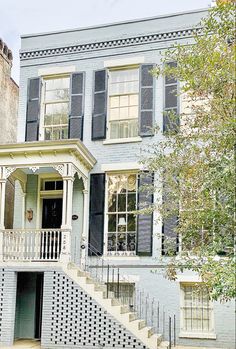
[109, 68, 139, 139]
[43, 180, 63, 191]
[180, 284, 214, 336]
[42, 77, 70, 140]
[107, 173, 137, 256]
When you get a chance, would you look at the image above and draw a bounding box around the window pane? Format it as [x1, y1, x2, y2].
[118, 193, 126, 212]
[117, 233, 127, 251]
[127, 214, 136, 231]
[120, 95, 129, 107]
[44, 181, 56, 190]
[129, 106, 138, 118]
[130, 94, 139, 106]
[128, 175, 136, 192]
[110, 96, 119, 108]
[108, 194, 116, 212]
[56, 181, 63, 190]
[110, 108, 119, 120]
[108, 214, 117, 232]
[128, 194, 136, 211]
[119, 107, 129, 119]
[108, 233, 117, 251]
[127, 233, 136, 251]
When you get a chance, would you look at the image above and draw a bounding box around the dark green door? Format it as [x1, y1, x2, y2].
[15, 273, 43, 339]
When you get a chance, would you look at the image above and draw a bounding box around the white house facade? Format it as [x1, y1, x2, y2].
[0, 8, 234, 349]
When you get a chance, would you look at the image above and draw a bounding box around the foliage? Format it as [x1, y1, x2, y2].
[141, 2, 236, 301]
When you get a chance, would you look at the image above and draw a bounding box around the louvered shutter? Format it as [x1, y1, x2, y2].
[69, 72, 85, 140]
[88, 174, 105, 255]
[92, 70, 107, 140]
[25, 78, 41, 141]
[162, 180, 179, 255]
[139, 64, 154, 136]
[137, 172, 154, 256]
[163, 62, 179, 133]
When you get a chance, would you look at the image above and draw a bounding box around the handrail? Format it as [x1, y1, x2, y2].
[85, 243, 176, 345]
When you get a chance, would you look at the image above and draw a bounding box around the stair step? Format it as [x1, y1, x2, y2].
[86, 277, 94, 284]
[111, 298, 121, 306]
[149, 333, 163, 347]
[158, 340, 169, 348]
[129, 312, 138, 321]
[120, 305, 130, 314]
[94, 284, 107, 292]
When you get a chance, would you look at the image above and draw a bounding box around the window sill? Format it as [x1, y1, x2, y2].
[103, 137, 142, 145]
[103, 256, 140, 261]
[179, 332, 216, 340]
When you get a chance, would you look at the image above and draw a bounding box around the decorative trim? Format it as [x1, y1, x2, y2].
[20, 27, 202, 61]
[53, 164, 65, 177]
[29, 166, 39, 173]
[5, 167, 16, 179]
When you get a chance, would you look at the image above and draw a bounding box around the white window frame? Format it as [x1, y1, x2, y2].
[179, 283, 216, 339]
[104, 171, 138, 257]
[107, 66, 140, 142]
[39, 74, 70, 141]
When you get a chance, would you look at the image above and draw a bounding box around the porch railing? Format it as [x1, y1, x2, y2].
[2, 229, 68, 261]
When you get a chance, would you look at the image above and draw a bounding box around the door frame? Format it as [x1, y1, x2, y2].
[36, 174, 63, 229]
[15, 272, 44, 340]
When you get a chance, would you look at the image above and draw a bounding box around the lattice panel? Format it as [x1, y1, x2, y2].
[48, 271, 147, 348]
[0, 269, 5, 341]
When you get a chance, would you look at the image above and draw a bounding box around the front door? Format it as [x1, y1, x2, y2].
[42, 198, 62, 229]
[42, 198, 62, 259]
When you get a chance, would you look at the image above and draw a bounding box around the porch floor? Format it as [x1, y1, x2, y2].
[1, 339, 40, 348]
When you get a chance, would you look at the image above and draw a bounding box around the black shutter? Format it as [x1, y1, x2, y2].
[162, 180, 179, 255]
[25, 78, 41, 141]
[163, 62, 179, 133]
[137, 172, 154, 256]
[92, 70, 107, 140]
[88, 174, 105, 255]
[69, 72, 85, 140]
[139, 64, 154, 136]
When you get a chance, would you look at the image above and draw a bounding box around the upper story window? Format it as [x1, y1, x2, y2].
[108, 68, 139, 139]
[42, 76, 70, 140]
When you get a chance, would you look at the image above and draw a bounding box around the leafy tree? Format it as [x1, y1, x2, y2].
[141, 1, 235, 301]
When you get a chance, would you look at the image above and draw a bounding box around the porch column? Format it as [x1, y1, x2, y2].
[61, 167, 75, 263]
[81, 187, 89, 269]
[0, 167, 6, 262]
[0, 181, 6, 230]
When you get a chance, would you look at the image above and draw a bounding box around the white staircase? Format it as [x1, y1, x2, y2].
[63, 263, 169, 349]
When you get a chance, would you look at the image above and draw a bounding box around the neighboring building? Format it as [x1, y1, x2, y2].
[0, 9, 234, 349]
[0, 39, 19, 229]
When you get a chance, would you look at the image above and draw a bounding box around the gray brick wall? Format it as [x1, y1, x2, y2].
[42, 270, 148, 349]
[0, 269, 17, 346]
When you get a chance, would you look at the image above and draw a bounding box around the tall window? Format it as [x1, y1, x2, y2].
[180, 284, 214, 336]
[109, 68, 139, 139]
[107, 173, 137, 256]
[43, 77, 70, 140]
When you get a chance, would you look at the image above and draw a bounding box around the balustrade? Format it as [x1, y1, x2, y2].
[2, 229, 71, 262]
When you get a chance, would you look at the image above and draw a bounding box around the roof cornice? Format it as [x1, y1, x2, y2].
[20, 27, 202, 61]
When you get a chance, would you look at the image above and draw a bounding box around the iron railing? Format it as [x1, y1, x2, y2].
[83, 244, 177, 347]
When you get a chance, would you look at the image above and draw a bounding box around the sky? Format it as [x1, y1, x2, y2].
[1, 0, 211, 84]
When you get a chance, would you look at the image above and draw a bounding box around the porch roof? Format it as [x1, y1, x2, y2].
[0, 139, 97, 178]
